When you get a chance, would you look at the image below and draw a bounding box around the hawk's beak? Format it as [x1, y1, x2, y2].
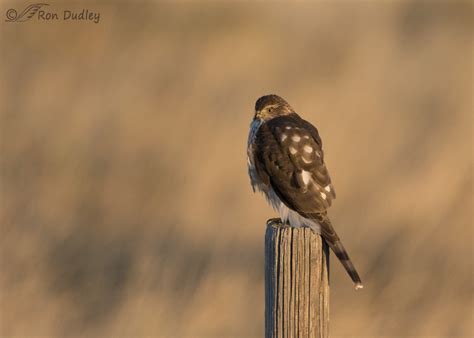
[255, 110, 263, 119]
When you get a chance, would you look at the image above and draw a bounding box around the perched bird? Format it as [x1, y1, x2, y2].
[247, 94, 363, 289]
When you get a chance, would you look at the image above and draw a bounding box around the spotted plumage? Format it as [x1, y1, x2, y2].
[247, 94, 363, 289]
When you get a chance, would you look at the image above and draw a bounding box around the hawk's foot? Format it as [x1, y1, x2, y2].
[266, 218, 289, 227]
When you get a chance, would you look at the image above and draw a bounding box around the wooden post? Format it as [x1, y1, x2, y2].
[265, 219, 329, 338]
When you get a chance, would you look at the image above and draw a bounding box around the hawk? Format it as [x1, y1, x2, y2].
[247, 94, 363, 289]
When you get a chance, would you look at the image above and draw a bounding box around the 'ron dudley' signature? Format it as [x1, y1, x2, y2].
[5, 3, 101, 23]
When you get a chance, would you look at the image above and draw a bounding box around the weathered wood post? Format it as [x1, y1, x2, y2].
[265, 219, 329, 338]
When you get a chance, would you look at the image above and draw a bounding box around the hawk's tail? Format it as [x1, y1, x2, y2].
[309, 213, 363, 290]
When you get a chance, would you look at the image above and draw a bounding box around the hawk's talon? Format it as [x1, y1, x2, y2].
[266, 217, 284, 227]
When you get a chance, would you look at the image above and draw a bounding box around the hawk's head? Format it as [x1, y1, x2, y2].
[254, 95, 293, 121]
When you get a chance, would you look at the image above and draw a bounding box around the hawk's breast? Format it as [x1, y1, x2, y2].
[247, 119, 264, 192]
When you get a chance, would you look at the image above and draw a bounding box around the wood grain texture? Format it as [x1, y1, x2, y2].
[265, 219, 329, 338]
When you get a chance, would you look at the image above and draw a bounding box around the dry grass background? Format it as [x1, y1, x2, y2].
[1, 0, 473, 337]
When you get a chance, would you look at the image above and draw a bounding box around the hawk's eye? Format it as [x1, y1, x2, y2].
[268, 107, 273, 112]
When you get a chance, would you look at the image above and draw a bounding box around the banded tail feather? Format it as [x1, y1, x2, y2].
[328, 238, 363, 290]
[309, 213, 363, 290]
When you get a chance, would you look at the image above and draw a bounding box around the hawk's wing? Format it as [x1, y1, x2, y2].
[253, 114, 336, 217]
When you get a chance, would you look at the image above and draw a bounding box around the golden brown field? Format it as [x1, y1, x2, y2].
[1, 1, 472, 337]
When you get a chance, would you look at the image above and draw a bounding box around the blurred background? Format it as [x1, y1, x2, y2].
[1, 0, 472, 337]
